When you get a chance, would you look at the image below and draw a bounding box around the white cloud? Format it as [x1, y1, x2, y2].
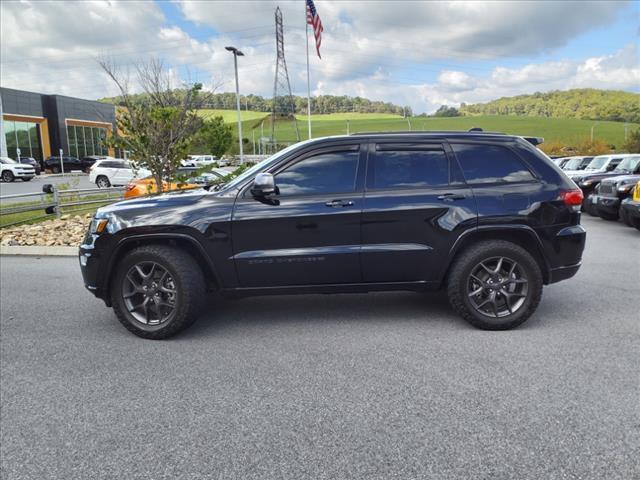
[0, 0, 637, 114]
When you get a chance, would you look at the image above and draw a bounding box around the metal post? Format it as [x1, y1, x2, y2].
[0, 90, 7, 158]
[305, 4, 312, 139]
[226, 46, 245, 165]
[59, 148, 65, 175]
[53, 185, 61, 219]
[346, 119, 350, 135]
[233, 54, 243, 164]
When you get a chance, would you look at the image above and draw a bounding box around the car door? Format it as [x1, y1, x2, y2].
[231, 144, 365, 288]
[361, 141, 477, 283]
[112, 161, 136, 185]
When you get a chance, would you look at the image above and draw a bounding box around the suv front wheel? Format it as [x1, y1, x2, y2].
[111, 245, 206, 339]
[447, 240, 543, 330]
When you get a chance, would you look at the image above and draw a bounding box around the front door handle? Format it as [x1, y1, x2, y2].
[437, 193, 466, 201]
[325, 199, 354, 207]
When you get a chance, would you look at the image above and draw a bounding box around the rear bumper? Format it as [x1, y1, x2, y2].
[546, 224, 586, 285]
[548, 262, 581, 284]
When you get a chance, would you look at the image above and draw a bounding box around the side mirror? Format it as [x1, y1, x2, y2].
[251, 172, 276, 196]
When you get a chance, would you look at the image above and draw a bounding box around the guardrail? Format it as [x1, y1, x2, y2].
[0, 185, 125, 228]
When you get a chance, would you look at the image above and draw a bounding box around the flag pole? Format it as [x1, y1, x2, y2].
[305, 1, 312, 139]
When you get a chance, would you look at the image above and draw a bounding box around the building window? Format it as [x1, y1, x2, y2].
[66, 124, 109, 158]
[3, 119, 43, 161]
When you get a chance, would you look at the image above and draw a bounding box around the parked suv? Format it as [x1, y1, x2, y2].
[89, 159, 150, 188]
[44, 155, 83, 173]
[1, 156, 36, 182]
[589, 155, 640, 220]
[80, 131, 586, 339]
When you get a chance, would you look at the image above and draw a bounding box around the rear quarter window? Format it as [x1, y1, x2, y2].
[451, 143, 536, 184]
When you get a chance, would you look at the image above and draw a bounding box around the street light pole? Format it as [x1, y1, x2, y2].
[226, 46, 245, 165]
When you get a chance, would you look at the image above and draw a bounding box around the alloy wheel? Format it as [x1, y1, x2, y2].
[121, 261, 177, 325]
[467, 256, 529, 318]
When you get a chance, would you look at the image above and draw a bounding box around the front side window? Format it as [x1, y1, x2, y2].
[369, 149, 449, 189]
[276, 150, 359, 196]
[452, 143, 536, 184]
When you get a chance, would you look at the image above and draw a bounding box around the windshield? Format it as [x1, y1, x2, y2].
[614, 157, 640, 172]
[585, 156, 610, 170]
[0, 157, 17, 164]
[218, 140, 313, 192]
[562, 158, 584, 170]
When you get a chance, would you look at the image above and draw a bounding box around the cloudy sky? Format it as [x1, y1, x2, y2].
[1, 0, 638, 113]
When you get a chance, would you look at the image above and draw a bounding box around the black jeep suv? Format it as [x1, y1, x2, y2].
[80, 131, 586, 338]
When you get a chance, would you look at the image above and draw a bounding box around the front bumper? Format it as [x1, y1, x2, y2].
[14, 170, 35, 178]
[79, 240, 111, 305]
[590, 194, 622, 216]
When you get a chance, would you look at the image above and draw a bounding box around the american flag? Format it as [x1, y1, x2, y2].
[306, 0, 323, 58]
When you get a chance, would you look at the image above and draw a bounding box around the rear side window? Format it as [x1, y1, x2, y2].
[369, 149, 449, 189]
[451, 144, 536, 184]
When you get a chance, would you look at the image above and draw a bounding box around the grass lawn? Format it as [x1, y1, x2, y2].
[198, 109, 269, 123]
[207, 111, 637, 149]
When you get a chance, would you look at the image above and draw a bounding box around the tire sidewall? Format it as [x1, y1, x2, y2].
[111, 250, 191, 337]
[451, 244, 542, 329]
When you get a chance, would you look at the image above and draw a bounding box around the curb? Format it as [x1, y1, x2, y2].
[0, 245, 78, 256]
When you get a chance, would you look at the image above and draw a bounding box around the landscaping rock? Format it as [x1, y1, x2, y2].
[0, 215, 90, 247]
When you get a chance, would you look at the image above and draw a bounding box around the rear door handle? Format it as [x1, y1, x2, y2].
[325, 199, 354, 207]
[437, 193, 466, 201]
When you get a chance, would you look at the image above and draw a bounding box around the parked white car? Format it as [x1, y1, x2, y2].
[181, 155, 218, 167]
[566, 154, 625, 180]
[0, 156, 35, 182]
[89, 159, 150, 188]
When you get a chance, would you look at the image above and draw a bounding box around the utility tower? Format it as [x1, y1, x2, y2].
[271, 6, 300, 143]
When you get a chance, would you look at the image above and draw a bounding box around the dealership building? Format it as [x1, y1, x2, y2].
[0, 87, 116, 162]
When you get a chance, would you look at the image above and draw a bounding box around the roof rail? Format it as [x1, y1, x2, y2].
[350, 130, 507, 136]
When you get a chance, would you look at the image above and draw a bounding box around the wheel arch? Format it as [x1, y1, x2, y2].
[102, 233, 220, 306]
[446, 226, 551, 285]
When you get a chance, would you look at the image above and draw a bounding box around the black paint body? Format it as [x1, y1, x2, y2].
[80, 133, 586, 304]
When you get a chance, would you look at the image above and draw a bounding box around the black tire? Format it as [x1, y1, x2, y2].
[597, 210, 619, 221]
[22, 177, 32, 182]
[52, 166, 60, 174]
[583, 198, 596, 216]
[111, 245, 206, 339]
[1, 170, 14, 182]
[447, 240, 543, 330]
[619, 207, 633, 227]
[96, 176, 111, 188]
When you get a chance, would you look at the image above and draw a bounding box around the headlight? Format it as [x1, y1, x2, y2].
[580, 180, 593, 186]
[618, 184, 633, 193]
[90, 218, 108, 234]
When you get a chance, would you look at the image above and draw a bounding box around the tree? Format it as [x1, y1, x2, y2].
[622, 128, 640, 153]
[433, 105, 460, 117]
[189, 116, 233, 157]
[99, 58, 210, 193]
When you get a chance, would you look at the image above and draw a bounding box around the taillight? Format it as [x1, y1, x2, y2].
[125, 184, 136, 191]
[560, 189, 583, 207]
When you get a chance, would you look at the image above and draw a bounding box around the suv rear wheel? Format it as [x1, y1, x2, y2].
[111, 245, 206, 339]
[447, 240, 543, 330]
[1, 170, 14, 182]
[96, 176, 111, 188]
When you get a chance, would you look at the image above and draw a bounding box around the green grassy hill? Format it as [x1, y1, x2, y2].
[207, 111, 637, 149]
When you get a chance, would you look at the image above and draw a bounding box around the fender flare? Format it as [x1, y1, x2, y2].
[447, 224, 551, 280]
[103, 232, 221, 295]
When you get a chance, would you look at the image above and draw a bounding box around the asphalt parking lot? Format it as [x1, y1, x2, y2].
[0, 174, 95, 200]
[1, 215, 639, 480]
